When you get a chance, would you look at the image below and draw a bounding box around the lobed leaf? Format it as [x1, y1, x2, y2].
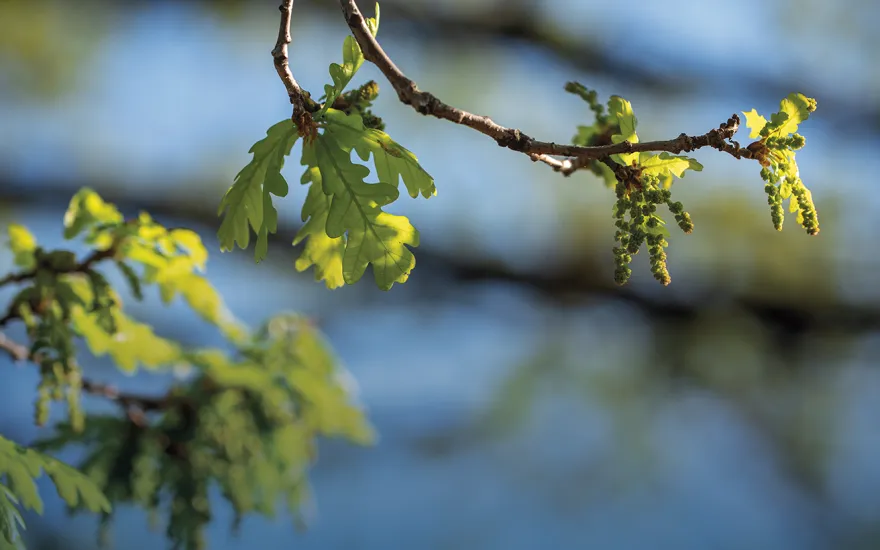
[0, 435, 110, 536]
[0, 484, 26, 549]
[639, 152, 703, 181]
[293, 169, 346, 289]
[217, 120, 299, 260]
[742, 109, 767, 139]
[322, 109, 436, 198]
[298, 130, 419, 290]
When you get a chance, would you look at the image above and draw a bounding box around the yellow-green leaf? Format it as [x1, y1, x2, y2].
[608, 96, 639, 165]
[7, 224, 37, 269]
[638, 152, 703, 179]
[62, 188, 123, 241]
[742, 109, 767, 139]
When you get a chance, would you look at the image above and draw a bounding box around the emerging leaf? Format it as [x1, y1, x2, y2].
[607, 96, 639, 165]
[318, 7, 380, 116]
[742, 108, 767, 139]
[639, 152, 703, 180]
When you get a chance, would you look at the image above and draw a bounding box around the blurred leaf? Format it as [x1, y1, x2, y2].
[5, 225, 37, 270]
[62, 188, 123, 243]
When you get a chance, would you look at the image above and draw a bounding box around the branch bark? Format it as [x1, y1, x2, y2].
[338, 0, 755, 173]
[272, 0, 316, 136]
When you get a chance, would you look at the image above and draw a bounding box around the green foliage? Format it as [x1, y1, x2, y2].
[35, 315, 372, 550]
[0, 435, 110, 548]
[744, 93, 819, 235]
[2, 189, 372, 549]
[218, 5, 435, 290]
[296, 110, 426, 290]
[0, 6, 825, 547]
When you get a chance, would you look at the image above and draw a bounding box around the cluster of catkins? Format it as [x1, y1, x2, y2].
[612, 175, 693, 286]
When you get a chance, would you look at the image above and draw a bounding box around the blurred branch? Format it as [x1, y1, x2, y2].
[3, 182, 876, 336]
[338, 1, 754, 173]
[0, 248, 115, 291]
[0, 246, 172, 416]
[0, 330, 169, 414]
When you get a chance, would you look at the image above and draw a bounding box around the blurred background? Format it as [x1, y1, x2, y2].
[1, 0, 879, 548]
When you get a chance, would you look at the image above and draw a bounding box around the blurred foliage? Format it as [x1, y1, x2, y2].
[0, 189, 372, 550]
[0, 435, 110, 549]
[0, 1, 106, 100]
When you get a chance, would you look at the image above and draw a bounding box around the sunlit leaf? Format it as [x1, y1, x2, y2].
[638, 152, 703, 179]
[217, 120, 299, 259]
[6, 224, 37, 270]
[608, 96, 639, 165]
[742, 108, 767, 139]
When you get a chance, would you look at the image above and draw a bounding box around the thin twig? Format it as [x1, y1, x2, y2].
[0, 248, 116, 289]
[0, 244, 170, 413]
[529, 153, 571, 172]
[272, 0, 315, 136]
[0, 330, 169, 412]
[339, 0, 755, 171]
[0, 247, 118, 328]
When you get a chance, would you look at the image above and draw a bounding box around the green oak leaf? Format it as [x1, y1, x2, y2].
[0, 435, 110, 519]
[62, 188, 123, 247]
[343, 211, 417, 288]
[744, 94, 815, 140]
[298, 132, 419, 290]
[293, 167, 346, 289]
[0, 483, 26, 548]
[322, 109, 436, 198]
[319, 37, 364, 117]
[217, 119, 298, 261]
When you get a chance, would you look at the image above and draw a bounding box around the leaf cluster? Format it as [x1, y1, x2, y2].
[34, 315, 372, 550]
[218, 6, 436, 290]
[2, 190, 372, 549]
